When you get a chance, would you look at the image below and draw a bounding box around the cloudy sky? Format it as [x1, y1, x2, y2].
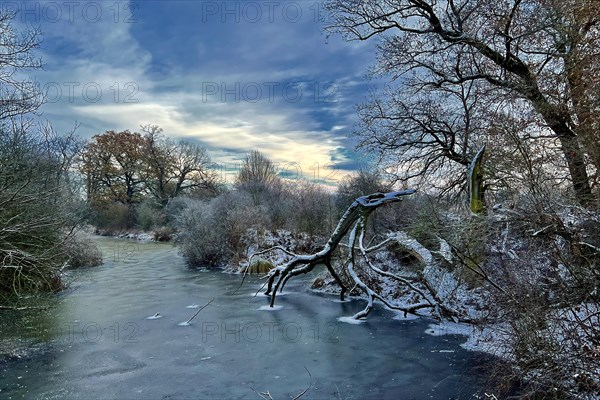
[9, 0, 381, 183]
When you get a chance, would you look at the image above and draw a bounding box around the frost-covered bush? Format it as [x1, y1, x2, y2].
[63, 234, 103, 269]
[162, 196, 190, 226]
[447, 197, 600, 398]
[174, 191, 270, 268]
[174, 198, 227, 267]
[212, 190, 270, 260]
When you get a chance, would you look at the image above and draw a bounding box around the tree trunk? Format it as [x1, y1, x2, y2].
[468, 145, 486, 214]
[557, 133, 593, 206]
[522, 86, 594, 205]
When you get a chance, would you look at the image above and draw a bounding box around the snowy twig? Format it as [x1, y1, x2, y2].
[184, 298, 214, 324]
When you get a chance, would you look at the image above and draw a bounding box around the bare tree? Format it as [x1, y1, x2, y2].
[236, 150, 278, 185]
[0, 10, 44, 120]
[172, 141, 217, 198]
[236, 150, 280, 205]
[328, 0, 599, 205]
[141, 124, 218, 204]
[356, 80, 490, 198]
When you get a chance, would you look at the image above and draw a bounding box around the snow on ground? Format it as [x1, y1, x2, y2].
[424, 321, 512, 359]
[92, 227, 156, 242]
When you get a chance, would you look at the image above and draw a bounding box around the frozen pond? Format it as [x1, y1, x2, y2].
[0, 238, 495, 399]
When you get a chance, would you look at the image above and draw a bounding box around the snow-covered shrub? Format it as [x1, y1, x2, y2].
[367, 193, 449, 249]
[63, 233, 103, 269]
[174, 191, 270, 268]
[174, 198, 226, 267]
[464, 198, 600, 398]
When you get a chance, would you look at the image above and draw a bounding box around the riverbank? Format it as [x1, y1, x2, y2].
[91, 226, 173, 242]
[310, 270, 509, 357]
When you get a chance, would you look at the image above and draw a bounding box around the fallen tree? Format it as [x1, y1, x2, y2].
[249, 190, 472, 322]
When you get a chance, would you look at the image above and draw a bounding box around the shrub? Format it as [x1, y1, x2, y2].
[246, 258, 275, 274]
[0, 126, 87, 298]
[63, 234, 103, 269]
[153, 227, 174, 242]
[174, 191, 270, 268]
[90, 201, 133, 231]
[175, 198, 227, 267]
[289, 180, 334, 237]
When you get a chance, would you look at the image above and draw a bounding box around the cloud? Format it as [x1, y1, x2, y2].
[21, 0, 379, 184]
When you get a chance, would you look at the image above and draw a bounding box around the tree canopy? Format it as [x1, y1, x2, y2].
[328, 0, 600, 206]
[81, 128, 217, 209]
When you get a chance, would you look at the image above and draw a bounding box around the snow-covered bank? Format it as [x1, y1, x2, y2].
[424, 321, 511, 358]
[91, 226, 173, 242]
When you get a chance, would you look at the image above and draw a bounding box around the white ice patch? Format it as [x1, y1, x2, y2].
[186, 304, 200, 309]
[178, 321, 192, 326]
[337, 316, 366, 325]
[146, 313, 162, 320]
[258, 305, 283, 311]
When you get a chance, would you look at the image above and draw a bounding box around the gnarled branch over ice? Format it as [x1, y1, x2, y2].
[252, 190, 470, 322]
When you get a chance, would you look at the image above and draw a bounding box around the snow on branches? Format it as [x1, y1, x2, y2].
[248, 190, 470, 322]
